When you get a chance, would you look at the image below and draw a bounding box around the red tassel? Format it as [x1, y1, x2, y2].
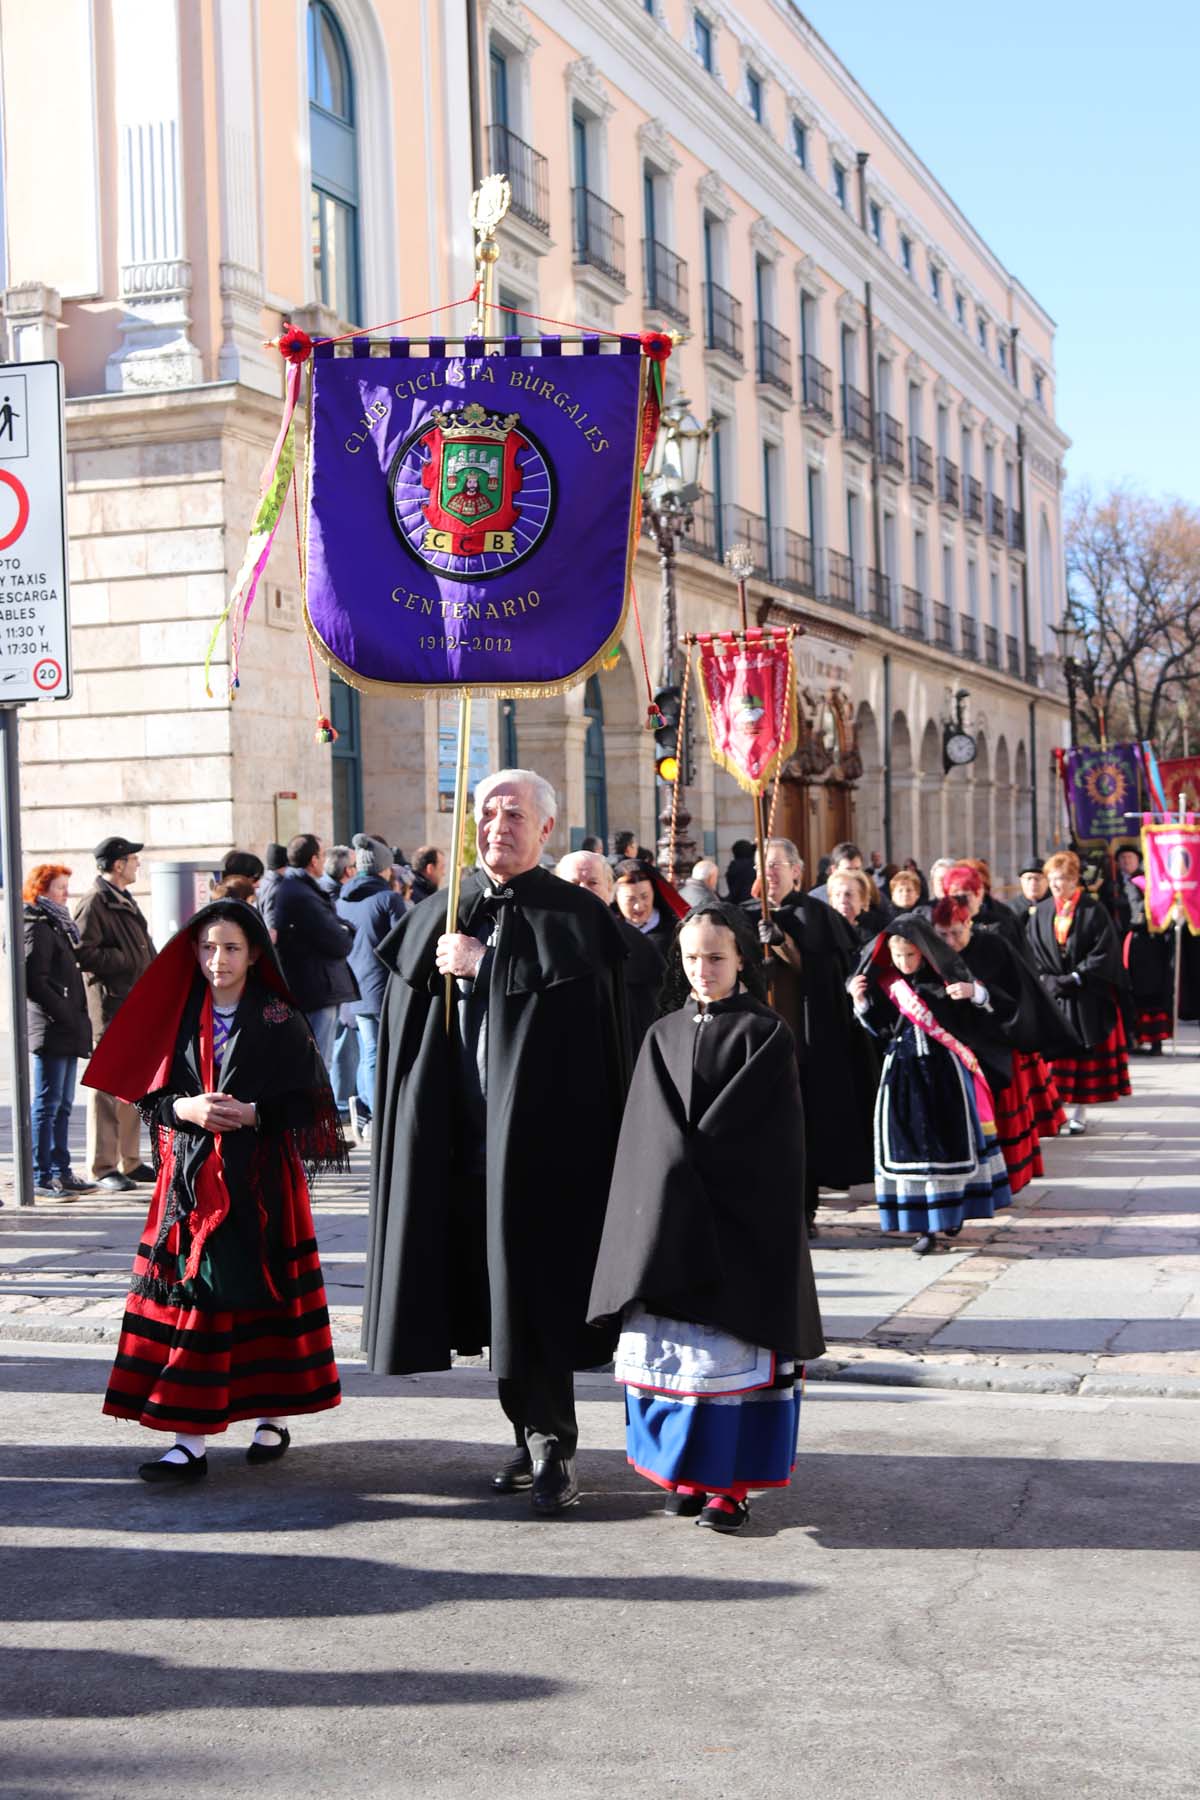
[314, 715, 338, 744]
[268, 323, 314, 365]
[645, 703, 665, 731]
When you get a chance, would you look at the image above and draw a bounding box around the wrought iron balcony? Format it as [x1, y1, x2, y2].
[960, 613, 979, 661]
[932, 601, 953, 649]
[643, 238, 689, 327]
[755, 320, 793, 396]
[571, 186, 625, 284]
[800, 354, 833, 422]
[488, 125, 550, 236]
[901, 586, 926, 639]
[771, 527, 814, 595]
[688, 493, 723, 562]
[984, 624, 1001, 668]
[1025, 643, 1042, 684]
[1009, 509, 1025, 552]
[842, 383, 873, 451]
[939, 456, 960, 509]
[1006, 633, 1021, 677]
[965, 475, 984, 524]
[827, 548, 855, 610]
[877, 413, 905, 475]
[909, 436, 933, 492]
[702, 282, 743, 363]
[989, 494, 1006, 541]
[867, 569, 892, 625]
[722, 503, 768, 573]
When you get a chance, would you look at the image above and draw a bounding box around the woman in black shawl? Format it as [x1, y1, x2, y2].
[1025, 850, 1132, 1134]
[85, 901, 347, 1482]
[588, 900, 824, 1535]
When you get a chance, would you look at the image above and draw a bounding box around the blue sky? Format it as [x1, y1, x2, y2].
[797, 0, 1198, 503]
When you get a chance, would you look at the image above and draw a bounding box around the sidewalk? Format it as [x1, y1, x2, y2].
[1, 1029, 1197, 1397]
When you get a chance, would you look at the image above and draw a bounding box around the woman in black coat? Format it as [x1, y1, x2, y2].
[23, 864, 94, 1198]
[1025, 850, 1131, 1134]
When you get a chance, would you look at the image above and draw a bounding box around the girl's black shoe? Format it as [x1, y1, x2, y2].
[912, 1232, 939, 1256]
[664, 1491, 707, 1517]
[138, 1446, 208, 1484]
[246, 1424, 291, 1464]
[696, 1495, 749, 1533]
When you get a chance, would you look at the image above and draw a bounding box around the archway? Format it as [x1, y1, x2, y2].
[890, 709, 915, 863]
[1014, 740, 1032, 860]
[918, 718, 942, 867]
[971, 731, 991, 863]
[854, 701, 883, 856]
[598, 647, 652, 854]
[994, 735, 1014, 884]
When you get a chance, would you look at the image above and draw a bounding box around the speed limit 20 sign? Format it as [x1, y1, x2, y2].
[0, 361, 71, 702]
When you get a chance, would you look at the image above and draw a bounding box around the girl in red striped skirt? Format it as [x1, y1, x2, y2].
[84, 899, 348, 1483]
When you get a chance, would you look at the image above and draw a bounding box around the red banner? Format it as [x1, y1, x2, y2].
[1141, 822, 1200, 935]
[1157, 755, 1200, 815]
[695, 628, 798, 797]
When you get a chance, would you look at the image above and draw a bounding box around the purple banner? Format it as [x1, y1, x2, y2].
[304, 346, 645, 693]
[1063, 745, 1144, 844]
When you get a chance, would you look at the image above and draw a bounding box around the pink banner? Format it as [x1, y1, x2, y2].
[1141, 822, 1200, 935]
[695, 628, 797, 798]
[1157, 755, 1200, 815]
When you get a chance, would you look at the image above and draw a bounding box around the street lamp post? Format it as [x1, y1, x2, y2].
[643, 397, 712, 879]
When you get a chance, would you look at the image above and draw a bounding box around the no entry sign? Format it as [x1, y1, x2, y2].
[0, 361, 71, 702]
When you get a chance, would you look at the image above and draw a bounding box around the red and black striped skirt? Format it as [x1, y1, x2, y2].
[104, 1180, 341, 1436]
[1016, 1049, 1066, 1140]
[1050, 1015, 1132, 1106]
[991, 1059, 1045, 1194]
[1134, 1004, 1171, 1046]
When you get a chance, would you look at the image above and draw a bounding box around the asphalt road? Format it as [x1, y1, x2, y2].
[1, 1347, 1197, 1800]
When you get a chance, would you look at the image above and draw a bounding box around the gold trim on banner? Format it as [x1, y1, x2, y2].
[692, 630, 800, 800]
[302, 349, 649, 701]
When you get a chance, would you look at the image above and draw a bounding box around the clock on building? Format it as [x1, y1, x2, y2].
[943, 728, 977, 771]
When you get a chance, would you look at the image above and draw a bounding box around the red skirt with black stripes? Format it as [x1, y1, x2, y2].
[1049, 1014, 1132, 1106]
[103, 1170, 341, 1436]
[1019, 1050, 1067, 1140]
[991, 1058, 1045, 1194]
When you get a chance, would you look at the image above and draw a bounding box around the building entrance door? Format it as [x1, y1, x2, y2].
[775, 777, 854, 883]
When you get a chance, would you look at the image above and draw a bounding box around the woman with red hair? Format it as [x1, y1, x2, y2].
[23, 864, 94, 1199]
[1025, 850, 1131, 1133]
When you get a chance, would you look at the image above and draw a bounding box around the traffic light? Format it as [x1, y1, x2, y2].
[654, 685, 682, 785]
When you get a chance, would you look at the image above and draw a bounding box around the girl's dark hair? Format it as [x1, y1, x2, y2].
[658, 898, 769, 1013]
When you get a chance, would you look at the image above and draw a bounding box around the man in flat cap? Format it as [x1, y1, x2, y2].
[73, 836, 156, 1191]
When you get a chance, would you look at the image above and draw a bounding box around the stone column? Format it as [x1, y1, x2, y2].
[106, 0, 202, 391]
[214, 0, 277, 394]
[1, 284, 62, 364]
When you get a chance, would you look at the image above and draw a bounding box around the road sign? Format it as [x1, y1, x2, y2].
[0, 360, 71, 703]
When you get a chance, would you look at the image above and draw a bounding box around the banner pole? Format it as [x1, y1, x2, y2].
[443, 691, 474, 1031]
[730, 557, 773, 959]
[1170, 793, 1185, 1054]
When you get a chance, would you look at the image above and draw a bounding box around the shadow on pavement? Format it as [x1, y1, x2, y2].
[0, 1648, 565, 1719]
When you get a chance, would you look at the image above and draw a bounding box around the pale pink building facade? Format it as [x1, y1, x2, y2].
[0, 0, 1071, 886]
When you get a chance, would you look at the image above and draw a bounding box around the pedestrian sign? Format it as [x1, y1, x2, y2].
[0, 361, 71, 702]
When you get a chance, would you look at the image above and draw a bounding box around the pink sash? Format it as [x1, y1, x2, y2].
[890, 977, 997, 1128]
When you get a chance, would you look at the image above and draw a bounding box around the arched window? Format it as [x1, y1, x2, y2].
[308, 2, 360, 323]
[583, 675, 608, 844]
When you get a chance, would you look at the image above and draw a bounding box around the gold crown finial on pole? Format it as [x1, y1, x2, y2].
[470, 175, 511, 337]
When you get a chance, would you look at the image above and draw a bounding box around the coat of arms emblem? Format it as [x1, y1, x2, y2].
[389, 401, 554, 581]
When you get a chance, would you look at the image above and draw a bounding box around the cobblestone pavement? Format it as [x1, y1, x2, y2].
[2, 1029, 1197, 1396]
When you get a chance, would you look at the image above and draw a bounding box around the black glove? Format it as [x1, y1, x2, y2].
[758, 919, 786, 947]
[1043, 972, 1076, 997]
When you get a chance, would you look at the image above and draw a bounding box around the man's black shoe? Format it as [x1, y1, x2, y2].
[96, 1172, 137, 1193]
[491, 1447, 534, 1493]
[127, 1163, 157, 1183]
[531, 1454, 579, 1515]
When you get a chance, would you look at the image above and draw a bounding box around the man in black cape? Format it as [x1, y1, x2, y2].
[747, 837, 879, 1227]
[362, 769, 629, 1514]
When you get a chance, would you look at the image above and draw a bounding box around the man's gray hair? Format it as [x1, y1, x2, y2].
[473, 767, 557, 825]
[761, 836, 803, 868]
[323, 844, 353, 882]
[556, 850, 614, 897]
[691, 858, 720, 886]
[930, 856, 955, 876]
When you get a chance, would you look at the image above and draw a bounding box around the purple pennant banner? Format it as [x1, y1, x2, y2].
[1063, 744, 1144, 844]
[304, 345, 645, 694]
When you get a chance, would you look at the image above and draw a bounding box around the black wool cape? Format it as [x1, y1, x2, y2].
[362, 866, 630, 1378]
[1025, 892, 1129, 1048]
[587, 992, 825, 1361]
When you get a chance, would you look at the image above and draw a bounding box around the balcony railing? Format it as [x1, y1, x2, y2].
[909, 435, 934, 492]
[842, 383, 873, 450]
[487, 124, 550, 235]
[689, 493, 723, 562]
[800, 354, 833, 422]
[771, 526, 814, 595]
[932, 600, 953, 650]
[722, 503, 768, 573]
[572, 187, 625, 283]
[1009, 509, 1025, 552]
[989, 494, 1006, 541]
[755, 320, 793, 396]
[703, 281, 743, 363]
[984, 624, 1001, 668]
[877, 413, 905, 475]
[901, 586, 926, 639]
[960, 613, 979, 661]
[939, 455, 960, 509]
[1006, 633, 1021, 677]
[965, 476, 983, 524]
[642, 238, 689, 327]
[1025, 643, 1042, 685]
[866, 569, 892, 625]
[827, 548, 855, 610]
